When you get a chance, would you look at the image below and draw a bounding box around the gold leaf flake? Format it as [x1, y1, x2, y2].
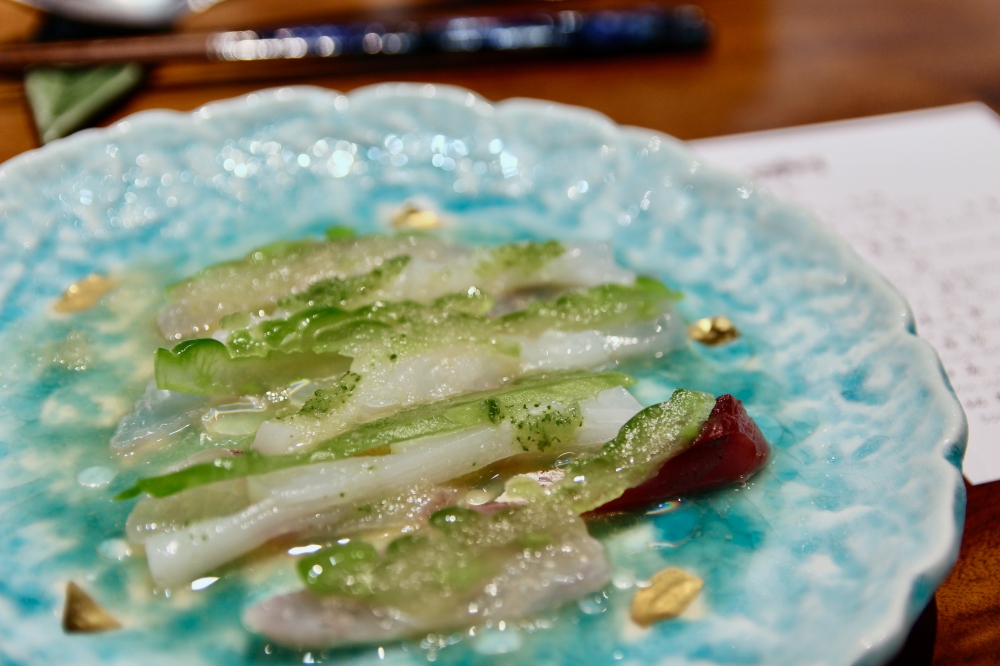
[630, 567, 703, 626]
[688, 315, 739, 346]
[62, 581, 121, 633]
[53, 274, 117, 314]
[391, 203, 440, 230]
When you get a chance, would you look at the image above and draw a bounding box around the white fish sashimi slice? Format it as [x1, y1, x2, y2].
[246, 425, 515, 505]
[465, 242, 634, 294]
[515, 313, 687, 374]
[252, 310, 680, 457]
[348, 344, 519, 412]
[144, 495, 298, 588]
[244, 593, 424, 649]
[251, 420, 303, 457]
[575, 386, 644, 447]
[259, 242, 634, 322]
[110, 381, 211, 454]
[142, 384, 641, 586]
[144, 425, 521, 587]
[539, 243, 634, 288]
[164, 239, 631, 342]
[242, 530, 611, 649]
[467, 528, 611, 620]
[128, 479, 455, 547]
[295, 485, 460, 544]
[125, 478, 250, 545]
[271, 242, 633, 320]
[252, 344, 520, 455]
[159, 235, 456, 341]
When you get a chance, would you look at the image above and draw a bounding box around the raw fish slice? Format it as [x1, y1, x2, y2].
[243, 530, 609, 649]
[127, 480, 455, 547]
[279, 242, 633, 316]
[110, 381, 211, 454]
[286, 390, 713, 613]
[252, 344, 521, 455]
[115, 374, 634, 501]
[515, 314, 685, 373]
[295, 485, 460, 545]
[160, 234, 632, 342]
[573, 386, 644, 446]
[159, 233, 451, 341]
[143, 425, 522, 586]
[244, 593, 424, 648]
[155, 277, 678, 400]
[137, 385, 641, 586]
[125, 478, 250, 545]
[245, 425, 515, 507]
[252, 312, 679, 456]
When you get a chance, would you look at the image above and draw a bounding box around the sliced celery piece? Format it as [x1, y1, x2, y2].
[154, 340, 349, 396]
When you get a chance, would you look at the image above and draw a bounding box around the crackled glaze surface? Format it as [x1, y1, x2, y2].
[0, 84, 966, 666]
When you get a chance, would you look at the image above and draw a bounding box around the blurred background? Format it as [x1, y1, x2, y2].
[0, 0, 998, 160]
[1, 1, 999, 663]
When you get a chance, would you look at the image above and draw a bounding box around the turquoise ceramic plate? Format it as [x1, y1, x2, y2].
[0, 84, 966, 666]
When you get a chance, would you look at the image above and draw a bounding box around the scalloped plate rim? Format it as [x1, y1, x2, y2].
[0, 82, 968, 666]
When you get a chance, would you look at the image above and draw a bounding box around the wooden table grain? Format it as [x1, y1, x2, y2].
[1, 0, 999, 663]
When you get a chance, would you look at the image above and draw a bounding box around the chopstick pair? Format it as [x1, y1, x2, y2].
[0, 4, 711, 71]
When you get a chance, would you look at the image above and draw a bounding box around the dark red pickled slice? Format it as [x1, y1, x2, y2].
[593, 394, 769, 513]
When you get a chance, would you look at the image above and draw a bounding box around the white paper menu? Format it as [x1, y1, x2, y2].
[690, 103, 1000, 485]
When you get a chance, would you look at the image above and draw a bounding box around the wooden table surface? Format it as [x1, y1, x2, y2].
[2, 0, 999, 663]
